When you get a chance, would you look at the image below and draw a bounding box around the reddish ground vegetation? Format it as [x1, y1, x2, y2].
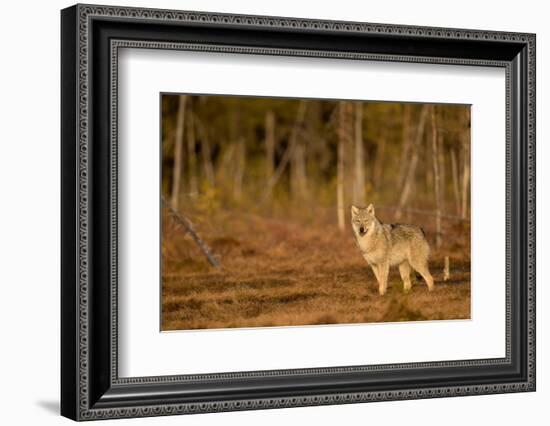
[161, 208, 470, 331]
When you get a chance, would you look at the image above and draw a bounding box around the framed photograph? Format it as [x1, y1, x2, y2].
[61, 4, 536, 421]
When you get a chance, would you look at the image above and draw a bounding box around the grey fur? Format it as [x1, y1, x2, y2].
[351, 204, 434, 295]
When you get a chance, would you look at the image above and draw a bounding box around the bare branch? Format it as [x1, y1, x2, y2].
[161, 196, 220, 269]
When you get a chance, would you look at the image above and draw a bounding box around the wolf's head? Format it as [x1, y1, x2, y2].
[351, 204, 377, 237]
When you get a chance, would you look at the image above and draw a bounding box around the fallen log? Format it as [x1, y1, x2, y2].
[161, 195, 221, 269]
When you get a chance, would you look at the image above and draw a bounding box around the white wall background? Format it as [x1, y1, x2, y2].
[0, 0, 546, 424]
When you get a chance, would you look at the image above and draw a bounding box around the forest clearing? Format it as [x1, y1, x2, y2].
[161, 95, 471, 330]
[161, 207, 470, 330]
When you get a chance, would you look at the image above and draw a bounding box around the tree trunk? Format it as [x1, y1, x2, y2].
[290, 101, 308, 200]
[373, 134, 386, 191]
[291, 142, 308, 200]
[450, 148, 461, 215]
[337, 126, 345, 231]
[431, 105, 442, 249]
[186, 104, 198, 198]
[438, 133, 446, 214]
[395, 105, 429, 220]
[170, 95, 186, 209]
[443, 256, 450, 281]
[460, 110, 471, 219]
[263, 101, 307, 199]
[265, 110, 275, 191]
[460, 141, 470, 219]
[195, 117, 215, 188]
[234, 138, 245, 200]
[396, 103, 412, 189]
[337, 101, 352, 231]
[353, 102, 366, 205]
[217, 143, 235, 184]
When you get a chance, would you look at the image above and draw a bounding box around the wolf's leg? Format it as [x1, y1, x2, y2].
[399, 261, 412, 292]
[370, 265, 382, 293]
[378, 263, 390, 296]
[410, 259, 434, 291]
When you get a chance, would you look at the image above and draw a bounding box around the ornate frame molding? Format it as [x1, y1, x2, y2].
[61, 4, 536, 421]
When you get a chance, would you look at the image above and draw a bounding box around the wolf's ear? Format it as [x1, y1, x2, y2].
[351, 205, 360, 216]
[366, 203, 375, 216]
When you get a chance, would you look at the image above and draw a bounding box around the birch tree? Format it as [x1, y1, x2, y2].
[186, 101, 198, 198]
[170, 95, 186, 209]
[460, 109, 471, 219]
[195, 117, 215, 188]
[263, 100, 307, 199]
[265, 110, 275, 190]
[396, 103, 412, 189]
[353, 102, 366, 205]
[431, 105, 442, 248]
[373, 134, 386, 191]
[395, 105, 429, 220]
[450, 148, 461, 215]
[290, 101, 308, 200]
[234, 138, 245, 200]
[337, 101, 353, 231]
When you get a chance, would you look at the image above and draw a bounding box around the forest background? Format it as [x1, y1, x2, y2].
[160, 94, 471, 330]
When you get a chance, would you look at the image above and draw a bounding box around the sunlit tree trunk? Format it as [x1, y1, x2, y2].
[444, 256, 450, 281]
[186, 102, 198, 198]
[450, 148, 461, 215]
[263, 101, 307, 199]
[195, 117, 215, 188]
[431, 105, 442, 249]
[171, 95, 186, 209]
[234, 138, 245, 200]
[337, 129, 345, 230]
[396, 103, 412, 189]
[353, 102, 366, 205]
[265, 110, 275, 194]
[337, 101, 352, 231]
[460, 110, 471, 219]
[438, 133, 446, 214]
[460, 136, 470, 219]
[395, 105, 429, 220]
[290, 101, 308, 200]
[291, 142, 308, 200]
[373, 133, 386, 192]
[217, 143, 235, 186]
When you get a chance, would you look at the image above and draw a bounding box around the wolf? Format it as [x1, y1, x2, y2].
[351, 204, 434, 295]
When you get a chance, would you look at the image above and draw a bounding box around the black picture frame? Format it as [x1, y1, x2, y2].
[61, 3, 536, 421]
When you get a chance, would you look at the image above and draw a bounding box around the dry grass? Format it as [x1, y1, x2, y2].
[161, 209, 470, 331]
